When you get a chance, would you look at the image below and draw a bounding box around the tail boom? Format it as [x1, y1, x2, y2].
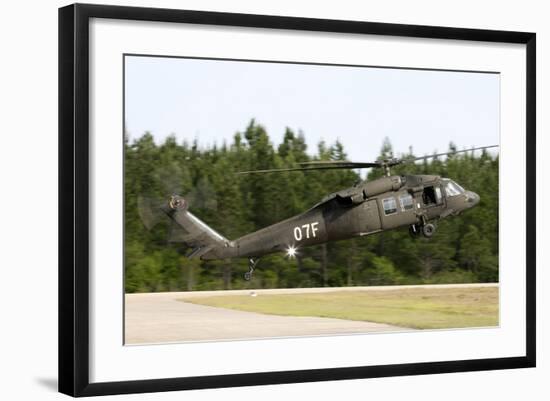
[164, 195, 232, 258]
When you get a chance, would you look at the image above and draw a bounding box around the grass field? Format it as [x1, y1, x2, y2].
[182, 286, 499, 330]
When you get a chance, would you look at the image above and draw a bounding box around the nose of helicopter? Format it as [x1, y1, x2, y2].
[465, 191, 480, 207]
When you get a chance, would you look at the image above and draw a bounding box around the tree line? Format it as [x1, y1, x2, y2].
[124, 120, 499, 293]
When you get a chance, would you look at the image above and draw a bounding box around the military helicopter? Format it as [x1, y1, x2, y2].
[146, 145, 497, 280]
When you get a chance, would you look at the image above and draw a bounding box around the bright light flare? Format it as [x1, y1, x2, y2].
[286, 245, 298, 259]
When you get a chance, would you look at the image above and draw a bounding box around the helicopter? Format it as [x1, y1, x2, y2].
[146, 145, 497, 281]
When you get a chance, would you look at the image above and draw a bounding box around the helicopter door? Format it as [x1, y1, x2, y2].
[422, 185, 444, 207]
[363, 199, 381, 232]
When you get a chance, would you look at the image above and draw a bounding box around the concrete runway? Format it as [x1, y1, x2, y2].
[125, 284, 496, 344]
[124, 289, 407, 344]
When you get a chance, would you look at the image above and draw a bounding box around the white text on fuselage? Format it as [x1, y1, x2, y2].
[293, 222, 319, 241]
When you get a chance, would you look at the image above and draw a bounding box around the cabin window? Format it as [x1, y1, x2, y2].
[383, 197, 397, 215]
[399, 193, 414, 211]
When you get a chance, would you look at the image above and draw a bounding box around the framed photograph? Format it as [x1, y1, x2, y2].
[58, 3, 536, 397]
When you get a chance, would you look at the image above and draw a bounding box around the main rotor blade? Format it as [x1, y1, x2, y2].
[236, 145, 499, 175]
[405, 145, 499, 164]
[298, 161, 381, 168]
[236, 163, 378, 175]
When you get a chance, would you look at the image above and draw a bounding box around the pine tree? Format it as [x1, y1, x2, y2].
[124, 128, 499, 291]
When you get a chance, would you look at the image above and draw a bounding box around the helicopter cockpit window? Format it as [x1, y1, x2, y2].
[444, 180, 465, 197]
[399, 193, 414, 211]
[382, 197, 397, 215]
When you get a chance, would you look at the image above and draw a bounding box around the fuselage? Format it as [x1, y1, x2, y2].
[200, 174, 479, 260]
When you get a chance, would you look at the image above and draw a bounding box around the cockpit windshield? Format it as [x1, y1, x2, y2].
[444, 180, 465, 197]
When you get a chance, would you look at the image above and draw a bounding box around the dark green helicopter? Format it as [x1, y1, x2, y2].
[144, 145, 497, 280]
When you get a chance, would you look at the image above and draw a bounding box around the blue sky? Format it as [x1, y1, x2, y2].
[124, 55, 499, 164]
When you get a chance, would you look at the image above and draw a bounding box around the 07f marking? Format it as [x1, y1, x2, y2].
[293, 222, 319, 241]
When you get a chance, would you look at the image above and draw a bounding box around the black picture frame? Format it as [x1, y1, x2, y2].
[58, 3, 536, 397]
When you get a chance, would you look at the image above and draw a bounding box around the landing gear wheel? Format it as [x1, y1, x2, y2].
[422, 223, 436, 238]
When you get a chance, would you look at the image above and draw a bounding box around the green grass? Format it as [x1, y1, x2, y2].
[181, 286, 499, 330]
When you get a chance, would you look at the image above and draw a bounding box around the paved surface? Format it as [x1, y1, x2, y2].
[125, 284, 497, 344]
[125, 291, 402, 344]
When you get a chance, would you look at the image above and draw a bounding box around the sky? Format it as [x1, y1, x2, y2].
[124, 55, 499, 165]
